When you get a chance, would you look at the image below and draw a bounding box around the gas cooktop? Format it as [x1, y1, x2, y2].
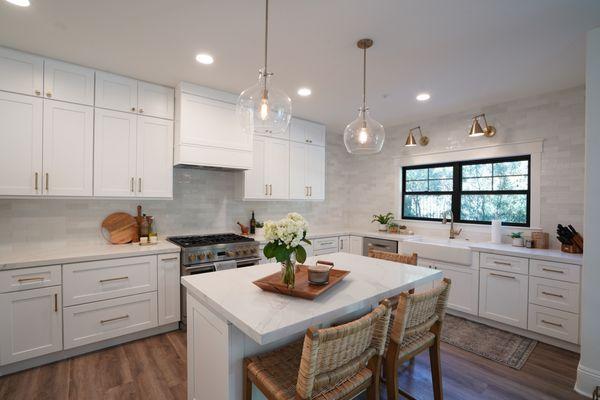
[167, 233, 255, 248]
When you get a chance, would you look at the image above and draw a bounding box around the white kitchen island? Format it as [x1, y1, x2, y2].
[181, 252, 442, 400]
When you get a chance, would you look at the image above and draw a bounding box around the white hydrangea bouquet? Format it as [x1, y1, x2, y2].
[263, 213, 311, 288]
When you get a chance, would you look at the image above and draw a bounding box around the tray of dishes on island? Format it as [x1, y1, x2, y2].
[253, 261, 350, 300]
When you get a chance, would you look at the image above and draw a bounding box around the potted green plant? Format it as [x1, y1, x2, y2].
[511, 232, 524, 247]
[263, 213, 311, 288]
[387, 222, 399, 233]
[372, 213, 394, 231]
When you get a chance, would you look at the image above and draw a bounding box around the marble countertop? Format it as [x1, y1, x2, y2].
[0, 240, 181, 270]
[468, 242, 583, 265]
[181, 252, 442, 345]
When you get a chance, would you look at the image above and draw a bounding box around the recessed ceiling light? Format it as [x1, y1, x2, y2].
[416, 93, 431, 102]
[195, 54, 214, 65]
[297, 87, 312, 97]
[5, 0, 30, 6]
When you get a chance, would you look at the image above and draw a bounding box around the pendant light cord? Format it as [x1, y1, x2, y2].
[263, 0, 269, 92]
[362, 46, 367, 111]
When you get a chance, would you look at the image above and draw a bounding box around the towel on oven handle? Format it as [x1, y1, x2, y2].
[213, 260, 237, 271]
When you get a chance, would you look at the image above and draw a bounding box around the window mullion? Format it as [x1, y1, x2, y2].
[452, 162, 461, 221]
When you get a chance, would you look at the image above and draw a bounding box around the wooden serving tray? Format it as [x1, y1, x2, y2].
[253, 265, 350, 300]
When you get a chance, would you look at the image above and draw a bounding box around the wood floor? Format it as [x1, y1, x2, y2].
[0, 329, 585, 400]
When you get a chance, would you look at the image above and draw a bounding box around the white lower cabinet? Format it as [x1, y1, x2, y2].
[158, 254, 181, 326]
[527, 304, 579, 344]
[349, 236, 363, 255]
[479, 268, 529, 329]
[63, 292, 158, 349]
[0, 286, 62, 365]
[424, 259, 479, 316]
[338, 236, 350, 253]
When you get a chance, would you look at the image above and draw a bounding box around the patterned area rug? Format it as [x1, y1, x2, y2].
[441, 314, 537, 369]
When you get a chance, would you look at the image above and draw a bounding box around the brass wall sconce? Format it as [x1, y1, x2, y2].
[405, 126, 429, 147]
[469, 113, 496, 137]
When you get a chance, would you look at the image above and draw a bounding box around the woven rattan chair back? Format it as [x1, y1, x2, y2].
[295, 302, 392, 399]
[368, 249, 418, 266]
[389, 278, 450, 347]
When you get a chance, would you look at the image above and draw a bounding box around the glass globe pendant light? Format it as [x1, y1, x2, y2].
[236, 0, 291, 135]
[343, 38, 385, 154]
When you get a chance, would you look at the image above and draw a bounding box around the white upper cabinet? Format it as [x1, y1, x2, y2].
[306, 145, 325, 200]
[0, 92, 43, 196]
[137, 116, 173, 198]
[266, 138, 290, 199]
[43, 59, 95, 105]
[42, 100, 94, 196]
[290, 118, 326, 146]
[0, 47, 43, 97]
[138, 81, 174, 120]
[289, 142, 325, 200]
[289, 141, 307, 199]
[95, 71, 138, 113]
[94, 109, 138, 197]
[244, 136, 267, 199]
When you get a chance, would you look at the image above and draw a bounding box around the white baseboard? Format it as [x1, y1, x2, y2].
[447, 309, 581, 353]
[0, 322, 180, 377]
[575, 363, 600, 398]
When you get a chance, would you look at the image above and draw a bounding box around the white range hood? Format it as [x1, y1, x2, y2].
[174, 82, 253, 170]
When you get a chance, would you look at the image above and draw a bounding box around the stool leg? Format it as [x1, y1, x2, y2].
[429, 332, 443, 400]
[384, 355, 398, 400]
[243, 360, 253, 400]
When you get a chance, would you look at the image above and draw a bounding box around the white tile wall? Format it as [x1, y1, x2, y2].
[0, 86, 585, 249]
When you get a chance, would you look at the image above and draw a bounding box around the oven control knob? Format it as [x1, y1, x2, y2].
[188, 254, 196, 262]
[198, 253, 205, 260]
[227, 251, 235, 257]
[207, 252, 214, 259]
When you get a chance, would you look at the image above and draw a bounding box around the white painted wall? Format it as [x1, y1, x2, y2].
[575, 27, 600, 398]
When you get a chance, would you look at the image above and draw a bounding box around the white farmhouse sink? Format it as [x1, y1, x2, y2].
[399, 237, 472, 266]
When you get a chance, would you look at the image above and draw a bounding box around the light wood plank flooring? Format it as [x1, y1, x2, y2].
[0, 330, 585, 400]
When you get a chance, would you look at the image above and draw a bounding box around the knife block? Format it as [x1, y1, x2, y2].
[561, 244, 582, 254]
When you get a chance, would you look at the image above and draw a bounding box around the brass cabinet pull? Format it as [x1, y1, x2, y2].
[490, 272, 516, 279]
[541, 319, 563, 328]
[138, 177, 142, 193]
[139, 108, 144, 113]
[99, 276, 128, 283]
[35, 172, 39, 191]
[131, 107, 136, 112]
[45, 173, 49, 191]
[493, 261, 512, 266]
[265, 184, 268, 196]
[542, 291, 564, 298]
[131, 177, 134, 192]
[269, 184, 272, 196]
[100, 314, 129, 324]
[161, 257, 178, 261]
[18, 276, 45, 283]
[309, 186, 312, 197]
[46, 91, 52, 98]
[542, 268, 564, 274]
[35, 90, 41, 96]
[54, 293, 58, 312]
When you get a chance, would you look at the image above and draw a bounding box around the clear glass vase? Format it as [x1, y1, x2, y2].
[280, 259, 297, 289]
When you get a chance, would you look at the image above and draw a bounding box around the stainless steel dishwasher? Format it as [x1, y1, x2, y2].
[362, 237, 398, 255]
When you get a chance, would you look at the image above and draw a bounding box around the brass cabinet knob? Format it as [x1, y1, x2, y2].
[46, 91, 52, 98]
[35, 90, 41, 96]
[139, 108, 144, 113]
[131, 107, 136, 112]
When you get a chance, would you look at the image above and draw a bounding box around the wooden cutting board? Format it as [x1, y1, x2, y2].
[253, 265, 350, 300]
[101, 212, 138, 244]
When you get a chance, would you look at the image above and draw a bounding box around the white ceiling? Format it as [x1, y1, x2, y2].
[1, 0, 599, 133]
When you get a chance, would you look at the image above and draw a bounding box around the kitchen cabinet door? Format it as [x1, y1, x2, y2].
[137, 116, 173, 198]
[94, 109, 138, 197]
[306, 145, 325, 200]
[244, 136, 267, 199]
[0, 286, 62, 365]
[158, 253, 181, 326]
[265, 137, 290, 199]
[479, 268, 528, 328]
[304, 120, 326, 146]
[289, 141, 308, 199]
[43, 59, 95, 105]
[0, 47, 43, 97]
[42, 100, 94, 196]
[434, 263, 479, 315]
[95, 71, 138, 113]
[289, 118, 307, 143]
[138, 81, 174, 120]
[349, 236, 363, 255]
[0, 92, 43, 196]
[338, 236, 350, 253]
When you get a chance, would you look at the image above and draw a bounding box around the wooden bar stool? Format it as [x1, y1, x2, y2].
[243, 301, 392, 400]
[368, 249, 418, 294]
[384, 278, 451, 400]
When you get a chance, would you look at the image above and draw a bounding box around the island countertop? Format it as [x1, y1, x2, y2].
[181, 252, 442, 345]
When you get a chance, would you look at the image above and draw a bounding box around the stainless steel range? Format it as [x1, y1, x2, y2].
[168, 233, 260, 326]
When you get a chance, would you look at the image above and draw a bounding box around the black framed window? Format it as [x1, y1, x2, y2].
[402, 155, 531, 226]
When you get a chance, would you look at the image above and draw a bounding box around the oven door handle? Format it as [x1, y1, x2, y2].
[236, 257, 262, 267]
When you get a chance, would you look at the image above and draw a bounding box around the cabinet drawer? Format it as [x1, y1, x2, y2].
[313, 237, 339, 251]
[63, 292, 158, 349]
[528, 304, 579, 344]
[62, 256, 157, 306]
[480, 252, 529, 274]
[529, 259, 580, 283]
[529, 277, 580, 313]
[0, 265, 61, 293]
